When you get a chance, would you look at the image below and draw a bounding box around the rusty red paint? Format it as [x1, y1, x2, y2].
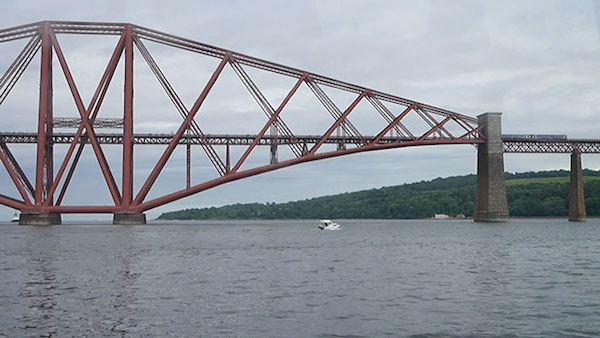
[122, 24, 134, 207]
[35, 22, 51, 206]
[49, 28, 122, 205]
[46, 33, 126, 206]
[0, 21, 491, 215]
[132, 54, 231, 205]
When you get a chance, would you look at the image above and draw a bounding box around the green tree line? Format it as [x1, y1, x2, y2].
[158, 170, 600, 220]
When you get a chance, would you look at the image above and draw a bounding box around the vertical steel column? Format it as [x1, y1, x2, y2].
[186, 131, 191, 189]
[122, 24, 134, 208]
[24, 22, 61, 225]
[270, 124, 278, 164]
[114, 25, 142, 224]
[45, 46, 53, 205]
[226, 142, 231, 173]
[35, 22, 52, 206]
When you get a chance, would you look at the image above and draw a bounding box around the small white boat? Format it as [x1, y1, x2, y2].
[11, 212, 19, 222]
[318, 219, 340, 230]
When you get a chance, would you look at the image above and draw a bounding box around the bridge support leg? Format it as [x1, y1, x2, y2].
[270, 125, 278, 164]
[474, 112, 509, 222]
[19, 212, 61, 225]
[569, 152, 586, 222]
[113, 212, 146, 225]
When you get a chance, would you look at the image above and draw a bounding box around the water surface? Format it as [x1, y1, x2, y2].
[0, 219, 599, 337]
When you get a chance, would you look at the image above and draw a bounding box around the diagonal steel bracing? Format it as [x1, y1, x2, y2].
[0, 142, 35, 198]
[229, 59, 304, 157]
[305, 78, 365, 146]
[0, 20, 489, 215]
[132, 54, 231, 206]
[0, 142, 33, 204]
[310, 91, 369, 154]
[231, 75, 307, 173]
[48, 28, 122, 205]
[47, 33, 126, 206]
[133, 35, 227, 176]
[366, 96, 412, 139]
[0, 36, 41, 106]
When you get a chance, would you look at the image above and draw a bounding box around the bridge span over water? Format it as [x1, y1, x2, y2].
[0, 21, 598, 225]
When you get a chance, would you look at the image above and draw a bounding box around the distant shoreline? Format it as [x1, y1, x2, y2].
[152, 216, 599, 222]
[2, 216, 598, 224]
[158, 169, 600, 221]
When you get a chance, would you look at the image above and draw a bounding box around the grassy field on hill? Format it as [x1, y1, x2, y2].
[505, 176, 600, 186]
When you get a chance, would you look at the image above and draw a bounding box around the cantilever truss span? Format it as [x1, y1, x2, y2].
[0, 21, 485, 214]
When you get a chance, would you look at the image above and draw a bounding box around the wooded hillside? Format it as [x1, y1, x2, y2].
[158, 170, 600, 220]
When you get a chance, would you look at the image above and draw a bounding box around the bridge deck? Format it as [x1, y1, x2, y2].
[1, 132, 599, 153]
[0, 132, 471, 146]
[1, 20, 598, 219]
[502, 139, 600, 153]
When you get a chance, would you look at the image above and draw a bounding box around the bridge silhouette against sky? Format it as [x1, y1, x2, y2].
[1, 21, 599, 225]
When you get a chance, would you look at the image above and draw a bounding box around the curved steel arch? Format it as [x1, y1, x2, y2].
[0, 21, 485, 214]
[135, 138, 483, 212]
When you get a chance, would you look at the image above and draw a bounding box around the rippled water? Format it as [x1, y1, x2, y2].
[0, 219, 599, 337]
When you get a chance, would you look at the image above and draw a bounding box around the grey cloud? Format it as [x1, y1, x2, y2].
[1, 0, 599, 220]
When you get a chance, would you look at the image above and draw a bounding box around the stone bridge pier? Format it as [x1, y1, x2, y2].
[569, 152, 586, 222]
[474, 112, 588, 222]
[474, 112, 509, 222]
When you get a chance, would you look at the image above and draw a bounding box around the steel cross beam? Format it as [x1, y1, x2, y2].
[0, 20, 486, 215]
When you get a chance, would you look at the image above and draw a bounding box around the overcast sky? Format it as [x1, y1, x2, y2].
[1, 0, 599, 220]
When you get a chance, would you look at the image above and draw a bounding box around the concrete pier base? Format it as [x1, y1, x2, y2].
[19, 212, 62, 225]
[474, 112, 509, 222]
[113, 212, 146, 225]
[569, 152, 586, 222]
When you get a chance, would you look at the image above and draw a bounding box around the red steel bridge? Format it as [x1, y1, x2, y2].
[0, 21, 598, 224]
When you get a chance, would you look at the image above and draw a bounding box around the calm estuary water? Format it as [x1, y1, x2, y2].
[0, 219, 599, 337]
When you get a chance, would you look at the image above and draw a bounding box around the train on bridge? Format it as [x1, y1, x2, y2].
[0, 21, 598, 225]
[502, 134, 568, 140]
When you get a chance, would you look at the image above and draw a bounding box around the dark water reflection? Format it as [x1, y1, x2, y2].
[20, 229, 60, 337]
[0, 219, 599, 337]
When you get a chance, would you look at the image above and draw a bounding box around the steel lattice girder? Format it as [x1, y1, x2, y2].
[53, 118, 124, 128]
[0, 21, 479, 122]
[0, 132, 480, 146]
[0, 20, 493, 214]
[3, 132, 597, 153]
[503, 140, 600, 153]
